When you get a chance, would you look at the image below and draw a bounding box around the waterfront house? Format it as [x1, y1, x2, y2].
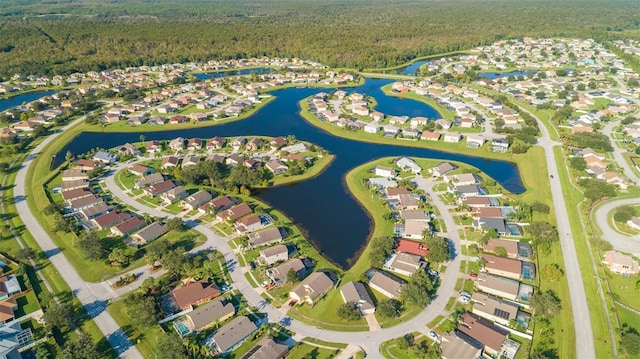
[367, 269, 405, 299]
[267, 258, 309, 285]
[247, 227, 284, 248]
[289, 271, 334, 305]
[374, 165, 396, 178]
[216, 203, 252, 222]
[258, 244, 289, 266]
[430, 162, 457, 177]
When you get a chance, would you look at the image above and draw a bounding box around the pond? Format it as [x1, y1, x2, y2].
[53, 78, 524, 268]
[0, 90, 56, 112]
[192, 68, 277, 80]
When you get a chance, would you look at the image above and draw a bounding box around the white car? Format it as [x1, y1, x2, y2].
[458, 295, 470, 303]
[428, 331, 439, 342]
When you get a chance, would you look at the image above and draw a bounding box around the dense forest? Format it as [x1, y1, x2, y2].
[0, 0, 639, 77]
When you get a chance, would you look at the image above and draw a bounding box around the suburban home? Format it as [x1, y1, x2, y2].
[367, 269, 405, 299]
[187, 138, 203, 151]
[340, 281, 375, 315]
[430, 162, 457, 177]
[111, 216, 146, 236]
[481, 254, 523, 280]
[470, 291, 520, 326]
[396, 157, 421, 174]
[0, 275, 21, 301]
[180, 299, 235, 334]
[235, 214, 267, 234]
[207, 316, 257, 355]
[461, 196, 500, 208]
[68, 195, 103, 212]
[448, 173, 480, 186]
[60, 179, 90, 192]
[207, 136, 226, 150]
[397, 194, 420, 211]
[475, 272, 533, 302]
[216, 203, 252, 222]
[443, 132, 462, 143]
[161, 156, 180, 169]
[93, 151, 118, 164]
[603, 250, 639, 275]
[266, 258, 309, 285]
[169, 137, 185, 151]
[75, 159, 102, 171]
[396, 239, 429, 257]
[225, 154, 243, 167]
[421, 131, 441, 141]
[0, 296, 17, 324]
[182, 190, 213, 211]
[61, 169, 89, 182]
[231, 136, 247, 150]
[383, 252, 425, 276]
[400, 210, 431, 222]
[483, 238, 520, 258]
[492, 138, 510, 152]
[117, 143, 140, 156]
[143, 180, 176, 197]
[79, 203, 113, 221]
[368, 177, 398, 189]
[246, 137, 262, 151]
[134, 173, 164, 189]
[289, 271, 334, 305]
[129, 164, 153, 177]
[458, 313, 509, 357]
[61, 187, 94, 203]
[90, 211, 131, 231]
[162, 185, 188, 204]
[455, 184, 488, 197]
[440, 330, 484, 359]
[146, 140, 161, 154]
[281, 143, 307, 154]
[181, 154, 200, 167]
[265, 160, 288, 175]
[401, 219, 431, 240]
[247, 227, 284, 248]
[385, 187, 411, 200]
[202, 196, 237, 214]
[129, 221, 168, 247]
[269, 137, 286, 150]
[364, 123, 382, 134]
[242, 337, 290, 359]
[258, 244, 289, 266]
[0, 321, 32, 359]
[466, 134, 485, 149]
[171, 280, 221, 311]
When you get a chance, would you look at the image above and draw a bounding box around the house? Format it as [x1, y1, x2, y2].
[182, 154, 200, 167]
[448, 173, 480, 186]
[242, 337, 290, 359]
[473, 217, 509, 236]
[364, 123, 382, 134]
[266, 258, 309, 285]
[235, 214, 267, 234]
[455, 184, 488, 197]
[247, 227, 284, 248]
[394, 158, 421, 175]
[225, 154, 243, 167]
[421, 131, 441, 141]
[93, 151, 118, 165]
[169, 137, 185, 151]
[90, 211, 131, 231]
[399, 210, 431, 222]
[470, 291, 520, 326]
[481, 254, 524, 280]
[258, 244, 289, 266]
[484, 238, 520, 258]
[368, 177, 398, 189]
[246, 137, 262, 151]
[187, 138, 203, 151]
[289, 271, 334, 305]
[383, 252, 425, 276]
[430, 162, 457, 177]
[0, 297, 17, 324]
[76, 159, 102, 171]
[202, 196, 237, 214]
[79, 203, 113, 221]
[216, 203, 252, 222]
[61, 188, 94, 203]
[0, 276, 21, 299]
[396, 239, 428, 257]
[443, 132, 461, 143]
[466, 134, 485, 149]
[161, 156, 180, 169]
[265, 160, 288, 175]
[340, 281, 375, 315]
[182, 190, 213, 211]
[146, 140, 161, 154]
[129, 164, 153, 177]
[603, 250, 639, 275]
[368, 270, 405, 299]
[111, 216, 146, 236]
[143, 179, 176, 197]
[0, 321, 31, 359]
[61, 169, 89, 182]
[374, 165, 396, 178]
[492, 138, 510, 152]
[269, 137, 286, 150]
[172, 280, 220, 311]
[207, 316, 257, 355]
[397, 194, 420, 210]
[68, 195, 103, 212]
[129, 221, 168, 247]
[181, 299, 235, 334]
[476, 272, 533, 303]
[402, 219, 431, 240]
[627, 217, 640, 231]
[281, 143, 307, 154]
[60, 179, 90, 192]
[162, 185, 188, 204]
[170, 116, 188, 125]
[440, 330, 483, 359]
[117, 143, 140, 156]
[461, 196, 499, 208]
[207, 137, 226, 150]
[134, 173, 164, 189]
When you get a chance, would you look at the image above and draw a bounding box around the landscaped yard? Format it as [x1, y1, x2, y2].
[288, 343, 341, 359]
[288, 289, 369, 332]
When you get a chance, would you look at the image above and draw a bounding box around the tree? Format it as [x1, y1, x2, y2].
[578, 178, 616, 202]
[108, 247, 131, 266]
[510, 139, 529, 154]
[77, 233, 105, 260]
[124, 292, 160, 328]
[59, 333, 99, 359]
[621, 330, 640, 356]
[530, 290, 561, 319]
[162, 249, 188, 274]
[139, 134, 145, 145]
[65, 151, 74, 164]
[166, 217, 186, 232]
[14, 247, 36, 262]
[32, 124, 47, 138]
[377, 299, 402, 319]
[614, 205, 635, 223]
[368, 236, 395, 267]
[424, 237, 450, 263]
[34, 344, 52, 359]
[528, 222, 559, 245]
[43, 302, 74, 329]
[337, 302, 361, 321]
[402, 270, 435, 307]
[541, 263, 564, 282]
[531, 201, 550, 214]
[43, 203, 63, 215]
[145, 239, 171, 264]
[494, 246, 508, 257]
[569, 157, 587, 171]
[287, 268, 298, 283]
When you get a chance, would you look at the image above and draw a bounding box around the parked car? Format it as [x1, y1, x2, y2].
[428, 331, 439, 342]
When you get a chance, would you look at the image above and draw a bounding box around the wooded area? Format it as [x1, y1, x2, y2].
[0, 0, 639, 78]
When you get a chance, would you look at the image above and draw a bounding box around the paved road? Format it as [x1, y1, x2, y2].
[103, 161, 464, 357]
[14, 118, 141, 358]
[534, 111, 596, 359]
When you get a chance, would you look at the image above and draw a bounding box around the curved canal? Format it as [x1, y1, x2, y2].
[53, 78, 524, 268]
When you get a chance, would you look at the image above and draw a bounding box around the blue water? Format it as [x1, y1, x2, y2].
[193, 68, 276, 80]
[53, 78, 524, 268]
[0, 91, 56, 112]
[477, 70, 537, 80]
[396, 60, 429, 76]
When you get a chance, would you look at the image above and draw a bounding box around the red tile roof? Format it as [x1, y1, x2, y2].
[396, 239, 429, 256]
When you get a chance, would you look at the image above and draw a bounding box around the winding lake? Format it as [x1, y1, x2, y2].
[53, 78, 524, 268]
[193, 68, 276, 80]
[0, 91, 56, 112]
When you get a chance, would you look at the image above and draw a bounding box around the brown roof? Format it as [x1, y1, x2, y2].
[145, 179, 175, 196]
[484, 238, 519, 257]
[113, 217, 146, 235]
[61, 187, 93, 202]
[0, 297, 17, 322]
[130, 164, 151, 175]
[93, 211, 131, 229]
[458, 313, 508, 352]
[69, 194, 103, 209]
[219, 203, 252, 221]
[386, 187, 411, 197]
[481, 254, 521, 275]
[172, 280, 220, 310]
[475, 207, 503, 218]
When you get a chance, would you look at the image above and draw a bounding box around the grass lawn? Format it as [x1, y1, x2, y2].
[107, 300, 165, 359]
[288, 289, 369, 332]
[162, 202, 184, 215]
[380, 84, 455, 120]
[115, 170, 138, 191]
[267, 154, 335, 187]
[288, 343, 341, 359]
[215, 222, 235, 236]
[615, 306, 640, 331]
[14, 290, 41, 318]
[605, 272, 640, 309]
[300, 338, 348, 349]
[377, 304, 423, 329]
